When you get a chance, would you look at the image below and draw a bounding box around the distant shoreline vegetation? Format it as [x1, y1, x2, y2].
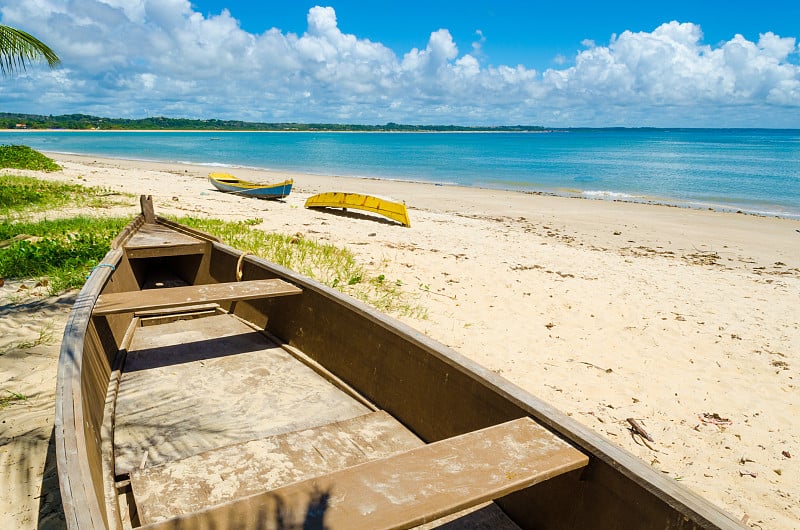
[0, 113, 548, 132]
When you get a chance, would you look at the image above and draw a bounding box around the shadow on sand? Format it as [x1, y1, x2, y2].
[37, 428, 66, 529]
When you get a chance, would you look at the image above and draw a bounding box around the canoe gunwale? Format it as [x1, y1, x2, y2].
[55, 246, 124, 529]
[111, 215, 144, 250]
[153, 215, 221, 243]
[56, 211, 148, 528]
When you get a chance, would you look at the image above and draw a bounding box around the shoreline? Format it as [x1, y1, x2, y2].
[2, 153, 799, 528]
[36, 149, 800, 221]
[3, 129, 798, 219]
[5, 128, 555, 133]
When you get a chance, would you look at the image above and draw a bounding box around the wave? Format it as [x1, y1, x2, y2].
[581, 190, 644, 201]
[578, 190, 800, 219]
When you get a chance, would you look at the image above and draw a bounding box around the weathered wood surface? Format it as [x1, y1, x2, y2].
[123, 222, 206, 258]
[92, 279, 301, 315]
[114, 313, 371, 476]
[140, 417, 588, 530]
[131, 410, 424, 524]
[56, 200, 746, 530]
[140, 195, 156, 223]
[56, 247, 125, 530]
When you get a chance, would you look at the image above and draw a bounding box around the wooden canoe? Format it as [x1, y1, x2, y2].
[208, 172, 293, 199]
[304, 191, 411, 227]
[55, 196, 743, 529]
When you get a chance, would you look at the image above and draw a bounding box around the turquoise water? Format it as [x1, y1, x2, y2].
[2, 129, 799, 218]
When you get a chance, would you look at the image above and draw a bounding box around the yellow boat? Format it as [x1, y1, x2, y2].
[304, 192, 411, 227]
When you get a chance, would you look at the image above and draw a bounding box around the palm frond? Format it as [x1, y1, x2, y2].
[0, 24, 61, 75]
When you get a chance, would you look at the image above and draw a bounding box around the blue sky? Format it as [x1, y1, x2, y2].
[1, 1, 799, 127]
[190, 1, 800, 69]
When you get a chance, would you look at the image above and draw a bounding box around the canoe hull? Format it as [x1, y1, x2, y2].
[304, 191, 411, 227]
[55, 196, 742, 529]
[208, 172, 292, 199]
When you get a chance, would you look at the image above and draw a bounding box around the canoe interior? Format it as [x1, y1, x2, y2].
[55, 198, 743, 529]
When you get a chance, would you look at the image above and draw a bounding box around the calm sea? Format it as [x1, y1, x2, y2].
[2, 129, 799, 218]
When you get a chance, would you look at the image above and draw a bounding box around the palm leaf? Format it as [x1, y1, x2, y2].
[0, 25, 61, 75]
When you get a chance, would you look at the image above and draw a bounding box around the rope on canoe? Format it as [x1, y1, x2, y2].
[235, 253, 250, 282]
[87, 263, 116, 278]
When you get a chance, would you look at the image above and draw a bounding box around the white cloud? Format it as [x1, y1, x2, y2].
[472, 29, 486, 57]
[0, 2, 798, 126]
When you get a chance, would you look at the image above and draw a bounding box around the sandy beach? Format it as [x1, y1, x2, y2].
[2, 153, 799, 528]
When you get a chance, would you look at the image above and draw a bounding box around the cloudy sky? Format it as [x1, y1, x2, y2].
[2, 0, 799, 127]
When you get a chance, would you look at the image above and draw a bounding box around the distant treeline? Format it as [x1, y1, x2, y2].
[1, 113, 548, 132]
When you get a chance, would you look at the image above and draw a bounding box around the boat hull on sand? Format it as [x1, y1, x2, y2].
[55, 196, 742, 529]
[208, 172, 293, 199]
[304, 191, 411, 227]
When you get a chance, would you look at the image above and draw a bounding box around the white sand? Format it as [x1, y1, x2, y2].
[2, 153, 799, 528]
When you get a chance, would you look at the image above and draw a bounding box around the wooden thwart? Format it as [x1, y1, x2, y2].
[130, 411, 424, 524]
[123, 222, 207, 258]
[140, 417, 588, 530]
[92, 279, 301, 316]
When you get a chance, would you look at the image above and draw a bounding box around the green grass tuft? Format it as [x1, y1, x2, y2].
[0, 391, 27, 408]
[175, 216, 426, 318]
[0, 174, 131, 217]
[0, 144, 60, 171]
[0, 217, 130, 293]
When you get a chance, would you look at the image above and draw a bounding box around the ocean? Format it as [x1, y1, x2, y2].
[2, 128, 799, 219]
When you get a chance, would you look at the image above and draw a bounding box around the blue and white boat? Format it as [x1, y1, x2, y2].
[208, 172, 293, 199]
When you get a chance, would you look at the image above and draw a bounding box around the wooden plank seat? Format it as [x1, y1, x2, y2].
[92, 279, 302, 316]
[124, 222, 208, 258]
[139, 417, 589, 530]
[130, 410, 425, 524]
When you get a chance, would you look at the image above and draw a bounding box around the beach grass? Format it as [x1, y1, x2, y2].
[174, 216, 427, 318]
[0, 145, 130, 214]
[0, 175, 425, 316]
[0, 144, 61, 172]
[0, 216, 131, 294]
[0, 390, 27, 409]
[0, 323, 56, 357]
[0, 174, 130, 217]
